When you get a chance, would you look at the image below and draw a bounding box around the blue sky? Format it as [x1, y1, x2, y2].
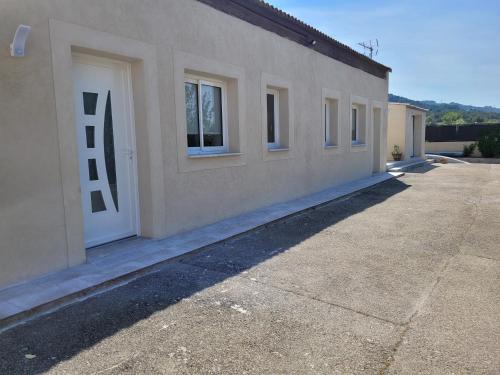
[267, 0, 500, 107]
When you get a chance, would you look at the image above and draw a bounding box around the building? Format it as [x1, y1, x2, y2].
[0, 0, 391, 289]
[387, 103, 427, 161]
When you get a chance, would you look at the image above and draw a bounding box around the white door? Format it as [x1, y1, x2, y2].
[72, 54, 138, 248]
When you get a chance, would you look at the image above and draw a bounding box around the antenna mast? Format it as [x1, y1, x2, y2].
[358, 39, 379, 59]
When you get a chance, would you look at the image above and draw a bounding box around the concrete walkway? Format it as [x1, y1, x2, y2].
[0, 163, 498, 374]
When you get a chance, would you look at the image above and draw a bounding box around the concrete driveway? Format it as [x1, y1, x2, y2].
[0, 163, 498, 374]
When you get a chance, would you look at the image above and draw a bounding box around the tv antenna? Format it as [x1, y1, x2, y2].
[358, 39, 379, 59]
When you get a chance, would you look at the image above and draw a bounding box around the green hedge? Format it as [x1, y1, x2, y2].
[477, 130, 500, 158]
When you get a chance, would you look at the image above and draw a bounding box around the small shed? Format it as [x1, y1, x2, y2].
[387, 103, 427, 161]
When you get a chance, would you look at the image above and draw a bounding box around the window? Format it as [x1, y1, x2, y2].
[324, 97, 339, 147]
[267, 88, 280, 148]
[351, 106, 358, 143]
[350, 97, 368, 150]
[185, 76, 227, 154]
[175, 52, 246, 171]
[261, 74, 293, 159]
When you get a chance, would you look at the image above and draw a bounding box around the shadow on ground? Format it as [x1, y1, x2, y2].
[405, 163, 440, 174]
[0, 179, 409, 374]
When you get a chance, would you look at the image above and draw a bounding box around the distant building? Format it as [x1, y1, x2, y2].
[388, 103, 427, 161]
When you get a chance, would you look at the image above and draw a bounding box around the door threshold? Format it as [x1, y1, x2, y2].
[87, 235, 138, 250]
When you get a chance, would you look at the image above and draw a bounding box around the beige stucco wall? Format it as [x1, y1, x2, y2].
[387, 104, 426, 161]
[426, 141, 481, 157]
[0, 0, 389, 289]
[387, 105, 406, 159]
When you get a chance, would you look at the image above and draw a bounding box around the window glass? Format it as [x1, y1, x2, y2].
[90, 190, 106, 213]
[185, 82, 200, 147]
[267, 93, 275, 143]
[85, 126, 95, 148]
[88, 159, 98, 181]
[83, 92, 98, 115]
[352, 107, 357, 141]
[104, 91, 118, 212]
[201, 84, 223, 147]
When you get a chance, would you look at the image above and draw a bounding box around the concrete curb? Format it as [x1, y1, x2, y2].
[426, 154, 469, 164]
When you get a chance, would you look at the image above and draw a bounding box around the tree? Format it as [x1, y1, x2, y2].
[441, 111, 464, 125]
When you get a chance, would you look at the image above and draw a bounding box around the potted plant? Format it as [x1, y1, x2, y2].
[392, 145, 403, 161]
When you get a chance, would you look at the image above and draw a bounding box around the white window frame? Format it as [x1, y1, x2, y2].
[266, 88, 280, 149]
[351, 106, 359, 144]
[185, 74, 228, 155]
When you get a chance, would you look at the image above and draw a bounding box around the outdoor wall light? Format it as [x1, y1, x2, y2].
[10, 24, 31, 57]
[306, 38, 317, 46]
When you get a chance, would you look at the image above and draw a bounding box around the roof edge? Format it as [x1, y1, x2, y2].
[196, 0, 391, 79]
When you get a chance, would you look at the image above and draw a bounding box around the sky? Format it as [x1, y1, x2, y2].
[267, 0, 500, 108]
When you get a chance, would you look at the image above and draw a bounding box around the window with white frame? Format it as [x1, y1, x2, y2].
[350, 100, 367, 147]
[266, 88, 280, 148]
[325, 97, 339, 146]
[351, 106, 358, 143]
[185, 75, 228, 154]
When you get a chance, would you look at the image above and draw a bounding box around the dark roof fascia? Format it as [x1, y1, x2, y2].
[196, 0, 391, 79]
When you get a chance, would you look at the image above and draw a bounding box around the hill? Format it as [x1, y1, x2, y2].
[389, 94, 500, 125]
